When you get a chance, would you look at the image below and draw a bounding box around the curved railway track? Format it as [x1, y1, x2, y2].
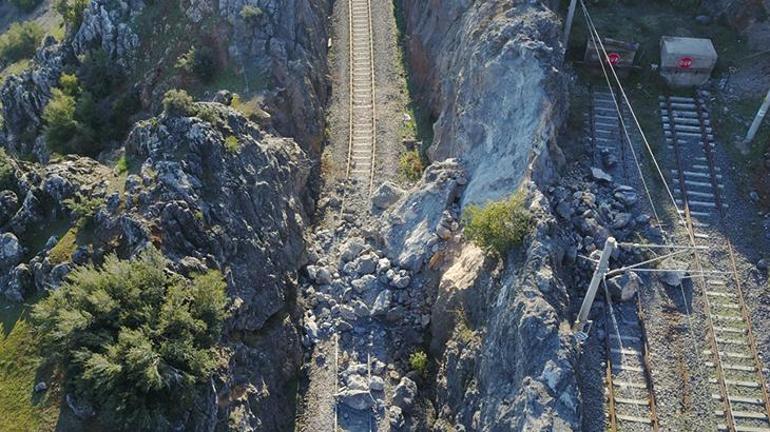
[662, 92, 770, 432]
[345, 0, 377, 194]
[589, 87, 660, 431]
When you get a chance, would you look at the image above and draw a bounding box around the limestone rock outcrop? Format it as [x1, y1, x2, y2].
[402, 0, 568, 206]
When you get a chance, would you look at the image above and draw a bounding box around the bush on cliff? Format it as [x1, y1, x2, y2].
[0, 21, 44, 64]
[55, 0, 91, 30]
[462, 191, 533, 256]
[32, 247, 229, 431]
[162, 89, 197, 117]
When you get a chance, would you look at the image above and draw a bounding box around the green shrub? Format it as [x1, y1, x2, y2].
[224, 136, 240, 153]
[239, 5, 263, 21]
[10, 0, 44, 12]
[462, 191, 533, 256]
[409, 351, 428, 376]
[0, 22, 44, 64]
[63, 193, 104, 224]
[0, 149, 15, 191]
[42, 88, 79, 152]
[398, 150, 424, 181]
[115, 155, 128, 175]
[162, 89, 196, 117]
[31, 248, 228, 431]
[55, 0, 91, 30]
[175, 46, 217, 82]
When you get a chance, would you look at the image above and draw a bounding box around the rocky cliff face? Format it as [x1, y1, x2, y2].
[401, 0, 568, 206]
[392, 1, 582, 429]
[219, 0, 332, 153]
[0, 102, 312, 430]
[1, 0, 331, 159]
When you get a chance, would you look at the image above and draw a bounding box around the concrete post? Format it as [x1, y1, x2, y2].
[744, 86, 770, 146]
[573, 237, 617, 339]
[563, 0, 579, 49]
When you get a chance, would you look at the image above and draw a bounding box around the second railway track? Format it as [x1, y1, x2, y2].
[662, 92, 770, 432]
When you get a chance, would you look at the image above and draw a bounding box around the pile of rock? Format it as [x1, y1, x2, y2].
[302, 235, 432, 348]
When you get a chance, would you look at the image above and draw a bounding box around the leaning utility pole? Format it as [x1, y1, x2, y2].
[744, 86, 770, 146]
[573, 237, 617, 341]
[563, 0, 579, 48]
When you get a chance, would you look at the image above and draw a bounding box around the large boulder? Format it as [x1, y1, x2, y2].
[380, 159, 465, 271]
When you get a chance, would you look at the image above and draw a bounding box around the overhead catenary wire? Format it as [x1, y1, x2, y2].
[581, 8, 662, 227]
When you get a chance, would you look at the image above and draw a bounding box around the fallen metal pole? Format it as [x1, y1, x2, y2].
[744, 86, 770, 145]
[574, 237, 617, 339]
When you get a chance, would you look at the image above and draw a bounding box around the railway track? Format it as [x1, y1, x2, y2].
[346, 0, 377, 194]
[589, 87, 660, 431]
[663, 92, 770, 432]
[660, 92, 727, 223]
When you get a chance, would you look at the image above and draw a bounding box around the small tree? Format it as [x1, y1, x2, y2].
[32, 247, 229, 430]
[55, 0, 91, 30]
[42, 88, 79, 152]
[162, 89, 197, 117]
[462, 191, 533, 256]
[175, 46, 216, 82]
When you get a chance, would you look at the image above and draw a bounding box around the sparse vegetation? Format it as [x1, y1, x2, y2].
[0, 22, 44, 64]
[0, 319, 60, 432]
[63, 192, 104, 224]
[0, 149, 15, 191]
[462, 191, 533, 256]
[224, 136, 240, 153]
[55, 0, 91, 30]
[31, 248, 229, 431]
[398, 149, 424, 182]
[239, 5, 263, 21]
[409, 350, 428, 376]
[175, 46, 217, 82]
[47, 226, 77, 265]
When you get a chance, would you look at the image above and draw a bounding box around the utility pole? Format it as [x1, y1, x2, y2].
[744, 86, 770, 146]
[563, 0, 579, 49]
[573, 237, 617, 341]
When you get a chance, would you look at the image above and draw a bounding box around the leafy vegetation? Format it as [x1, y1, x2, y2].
[398, 150, 424, 182]
[239, 5, 263, 21]
[0, 148, 15, 191]
[43, 69, 139, 156]
[0, 21, 44, 64]
[462, 191, 533, 256]
[162, 89, 196, 116]
[55, 0, 91, 30]
[63, 192, 104, 223]
[224, 136, 240, 153]
[115, 155, 129, 175]
[408, 350, 428, 376]
[31, 248, 229, 431]
[175, 46, 217, 83]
